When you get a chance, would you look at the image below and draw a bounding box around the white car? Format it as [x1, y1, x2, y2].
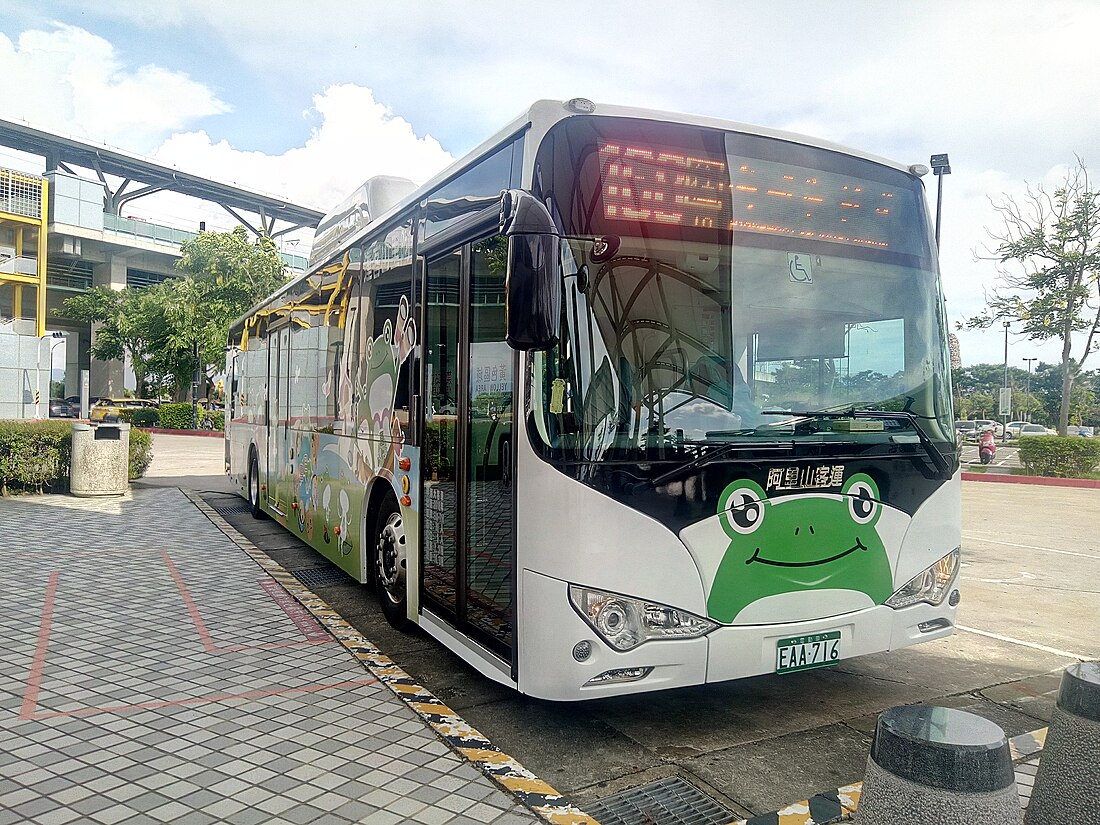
[970, 419, 1004, 438]
[1005, 420, 1028, 438]
[1012, 423, 1056, 437]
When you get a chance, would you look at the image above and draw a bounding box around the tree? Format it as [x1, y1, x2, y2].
[61, 283, 173, 398]
[62, 227, 288, 401]
[164, 227, 288, 398]
[968, 160, 1100, 434]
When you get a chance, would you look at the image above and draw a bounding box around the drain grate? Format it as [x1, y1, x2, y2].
[584, 776, 736, 825]
[289, 566, 353, 588]
[209, 500, 252, 517]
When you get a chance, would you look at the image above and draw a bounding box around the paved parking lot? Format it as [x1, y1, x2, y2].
[210, 462, 1098, 819]
[31, 434, 1095, 823]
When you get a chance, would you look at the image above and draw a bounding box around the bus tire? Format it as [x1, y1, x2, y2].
[374, 495, 409, 630]
[247, 452, 267, 520]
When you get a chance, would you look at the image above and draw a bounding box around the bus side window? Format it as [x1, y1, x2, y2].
[357, 218, 416, 444]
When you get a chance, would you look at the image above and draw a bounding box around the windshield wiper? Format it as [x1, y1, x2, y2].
[624, 437, 792, 493]
[761, 407, 950, 480]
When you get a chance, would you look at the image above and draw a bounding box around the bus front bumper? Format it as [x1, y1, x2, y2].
[519, 570, 957, 701]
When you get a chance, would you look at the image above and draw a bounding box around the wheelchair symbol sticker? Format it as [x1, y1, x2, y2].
[788, 253, 813, 283]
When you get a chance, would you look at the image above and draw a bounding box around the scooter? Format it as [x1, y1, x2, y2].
[978, 429, 997, 465]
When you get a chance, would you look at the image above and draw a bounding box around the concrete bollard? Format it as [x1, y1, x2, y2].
[1024, 661, 1100, 824]
[855, 705, 1021, 824]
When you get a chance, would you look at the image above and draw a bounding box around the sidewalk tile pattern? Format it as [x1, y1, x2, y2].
[0, 488, 546, 825]
[186, 491, 597, 825]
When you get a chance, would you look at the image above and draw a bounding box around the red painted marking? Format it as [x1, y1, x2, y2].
[20, 572, 59, 720]
[962, 472, 1100, 489]
[258, 578, 330, 641]
[164, 552, 332, 650]
[139, 428, 224, 438]
[162, 551, 218, 652]
[28, 678, 379, 720]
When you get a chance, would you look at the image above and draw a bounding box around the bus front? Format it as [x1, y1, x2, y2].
[509, 111, 960, 700]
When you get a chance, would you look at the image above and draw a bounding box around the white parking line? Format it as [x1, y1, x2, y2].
[961, 534, 1100, 561]
[955, 624, 1088, 660]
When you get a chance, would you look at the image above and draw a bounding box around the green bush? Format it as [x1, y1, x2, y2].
[0, 420, 154, 494]
[128, 427, 153, 480]
[124, 407, 161, 428]
[0, 421, 71, 494]
[1017, 435, 1100, 478]
[157, 403, 196, 430]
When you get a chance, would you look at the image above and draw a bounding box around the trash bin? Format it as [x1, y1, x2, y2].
[71, 422, 130, 497]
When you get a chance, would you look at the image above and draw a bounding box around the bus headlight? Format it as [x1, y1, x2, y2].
[568, 585, 717, 651]
[885, 547, 960, 609]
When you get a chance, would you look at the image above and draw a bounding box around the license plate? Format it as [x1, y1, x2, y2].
[776, 631, 841, 674]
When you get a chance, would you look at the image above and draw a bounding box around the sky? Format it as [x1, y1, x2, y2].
[2, 0, 1098, 369]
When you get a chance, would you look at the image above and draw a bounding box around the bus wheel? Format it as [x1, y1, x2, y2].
[247, 454, 267, 520]
[374, 497, 409, 630]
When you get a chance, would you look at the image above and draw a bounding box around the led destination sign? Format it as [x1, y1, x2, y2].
[598, 139, 917, 254]
[599, 141, 732, 229]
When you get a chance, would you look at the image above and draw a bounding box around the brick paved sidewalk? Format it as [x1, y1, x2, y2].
[0, 488, 541, 825]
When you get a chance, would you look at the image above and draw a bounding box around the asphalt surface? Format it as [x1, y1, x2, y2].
[147, 435, 1097, 820]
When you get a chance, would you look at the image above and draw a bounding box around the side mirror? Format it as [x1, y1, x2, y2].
[500, 190, 561, 351]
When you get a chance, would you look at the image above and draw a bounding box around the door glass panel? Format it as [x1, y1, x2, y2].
[466, 236, 514, 646]
[422, 250, 461, 614]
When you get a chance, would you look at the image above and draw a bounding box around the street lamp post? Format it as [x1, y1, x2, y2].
[1002, 321, 1011, 441]
[36, 331, 65, 419]
[1023, 357, 1037, 423]
[930, 154, 952, 247]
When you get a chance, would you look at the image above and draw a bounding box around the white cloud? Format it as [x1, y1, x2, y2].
[151, 84, 454, 212]
[0, 23, 229, 149]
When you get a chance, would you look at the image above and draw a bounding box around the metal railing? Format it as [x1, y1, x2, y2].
[0, 168, 44, 219]
[101, 213, 308, 271]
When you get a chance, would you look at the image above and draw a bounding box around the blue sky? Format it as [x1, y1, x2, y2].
[2, 0, 1099, 367]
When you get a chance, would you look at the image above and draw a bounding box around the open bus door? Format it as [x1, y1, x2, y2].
[420, 235, 517, 672]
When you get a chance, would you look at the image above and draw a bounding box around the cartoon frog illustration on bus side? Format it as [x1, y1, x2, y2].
[706, 474, 893, 623]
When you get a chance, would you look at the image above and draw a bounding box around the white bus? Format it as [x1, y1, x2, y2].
[226, 99, 961, 701]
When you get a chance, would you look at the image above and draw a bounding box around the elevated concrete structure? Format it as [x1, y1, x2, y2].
[0, 118, 325, 398]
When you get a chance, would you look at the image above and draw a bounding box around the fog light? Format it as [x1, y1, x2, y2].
[572, 641, 593, 662]
[949, 589, 961, 607]
[583, 667, 653, 686]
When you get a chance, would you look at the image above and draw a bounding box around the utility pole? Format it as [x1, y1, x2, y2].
[1002, 321, 1011, 441]
[1023, 357, 1037, 423]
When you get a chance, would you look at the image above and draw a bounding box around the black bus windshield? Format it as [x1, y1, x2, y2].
[528, 117, 954, 465]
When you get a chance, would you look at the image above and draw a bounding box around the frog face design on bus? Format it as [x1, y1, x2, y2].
[706, 474, 893, 623]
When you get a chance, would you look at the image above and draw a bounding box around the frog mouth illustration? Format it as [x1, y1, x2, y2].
[745, 537, 868, 567]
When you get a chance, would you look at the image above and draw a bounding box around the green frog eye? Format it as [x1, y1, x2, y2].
[847, 480, 878, 524]
[722, 486, 765, 535]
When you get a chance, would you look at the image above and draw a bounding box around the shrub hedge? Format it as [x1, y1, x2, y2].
[157, 403, 195, 430]
[1017, 435, 1100, 478]
[0, 420, 153, 495]
[124, 407, 160, 428]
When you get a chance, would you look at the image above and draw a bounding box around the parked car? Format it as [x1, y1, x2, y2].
[1012, 423, 1056, 437]
[1004, 420, 1029, 438]
[48, 398, 75, 418]
[954, 420, 979, 439]
[89, 398, 157, 422]
[955, 419, 1002, 440]
[1075, 426, 1095, 438]
[65, 396, 104, 415]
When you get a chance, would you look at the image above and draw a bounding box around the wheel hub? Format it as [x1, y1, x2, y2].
[376, 512, 406, 598]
